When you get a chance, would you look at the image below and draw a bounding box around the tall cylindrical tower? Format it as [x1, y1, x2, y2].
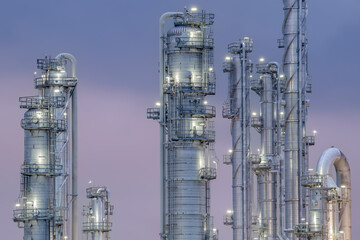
[148, 8, 218, 240]
[251, 62, 281, 240]
[222, 38, 253, 240]
[281, 0, 309, 238]
[13, 55, 78, 240]
[82, 187, 113, 240]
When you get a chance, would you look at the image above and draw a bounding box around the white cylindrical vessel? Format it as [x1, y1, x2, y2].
[83, 187, 113, 240]
[13, 56, 77, 240]
[160, 10, 217, 240]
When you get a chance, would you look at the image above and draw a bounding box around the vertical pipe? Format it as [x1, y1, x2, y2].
[282, 1, 301, 237]
[159, 12, 183, 239]
[56, 53, 78, 240]
[72, 87, 78, 240]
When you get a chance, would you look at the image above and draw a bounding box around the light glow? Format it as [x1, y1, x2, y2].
[226, 209, 233, 214]
[259, 57, 265, 62]
[228, 149, 233, 153]
[15, 203, 20, 207]
[225, 56, 231, 61]
[155, 102, 161, 107]
[204, 101, 208, 105]
[209, 67, 213, 72]
[280, 74, 284, 78]
[252, 112, 257, 116]
[190, 7, 198, 12]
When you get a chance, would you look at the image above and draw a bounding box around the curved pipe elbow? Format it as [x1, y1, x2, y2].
[56, 53, 77, 78]
[316, 147, 351, 188]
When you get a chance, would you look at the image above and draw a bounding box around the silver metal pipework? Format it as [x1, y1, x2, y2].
[56, 53, 79, 240]
[298, 148, 351, 240]
[281, 0, 309, 237]
[83, 187, 114, 240]
[149, 8, 217, 240]
[251, 62, 281, 240]
[222, 38, 253, 240]
[13, 55, 78, 240]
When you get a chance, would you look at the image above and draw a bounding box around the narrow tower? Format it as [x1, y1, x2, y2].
[222, 38, 253, 240]
[251, 62, 282, 239]
[148, 8, 218, 240]
[280, 0, 310, 238]
[82, 187, 113, 240]
[13, 54, 78, 240]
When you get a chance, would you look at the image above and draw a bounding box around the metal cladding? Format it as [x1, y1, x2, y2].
[148, 8, 218, 240]
[297, 148, 352, 240]
[13, 55, 77, 240]
[281, 1, 310, 238]
[82, 187, 113, 240]
[221, 1, 352, 240]
[222, 38, 253, 240]
[251, 63, 281, 240]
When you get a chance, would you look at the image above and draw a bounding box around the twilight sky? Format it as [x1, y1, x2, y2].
[0, 0, 359, 239]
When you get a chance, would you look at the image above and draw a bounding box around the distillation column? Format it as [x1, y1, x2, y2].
[83, 187, 114, 240]
[222, 38, 253, 240]
[251, 63, 282, 240]
[148, 9, 218, 240]
[13, 55, 78, 240]
[281, 0, 309, 237]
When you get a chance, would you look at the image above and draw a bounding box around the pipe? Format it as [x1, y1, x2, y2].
[56, 53, 78, 240]
[268, 62, 282, 238]
[241, 43, 246, 240]
[159, 12, 183, 240]
[315, 148, 351, 240]
[282, 1, 303, 237]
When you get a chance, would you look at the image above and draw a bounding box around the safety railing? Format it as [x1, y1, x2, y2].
[222, 102, 237, 119]
[250, 154, 261, 165]
[82, 222, 112, 232]
[223, 214, 233, 226]
[147, 108, 160, 120]
[294, 223, 324, 236]
[174, 12, 215, 26]
[305, 136, 315, 146]
[175, 37, 214, 49]
[179, 105, 215, 118]
[223, 154, 232, 165]
[19, 96, 66, 109]
[171, 129, 215, 142]
[163, 81, 216, 95]
[251, 79, 262, 95]
[21, 118, 66, 131]
[301, 175, 324, 187]
[35, 77, 77, 88]
[199, 167, 217, 180]
[251, 116, 262, 131]
[13, 208, 52, 221]
[86, 187, 109, 199]
[21, 164, 63, 176]
[222, 61, 233, 72]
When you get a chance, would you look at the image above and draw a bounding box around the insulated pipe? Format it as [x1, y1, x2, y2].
[56, 53, 78, 240]
[159, 12, 183, 240]
[315, 148, 351, 240]
[268, 62, 282, 238]
[282, 1, 302, 238]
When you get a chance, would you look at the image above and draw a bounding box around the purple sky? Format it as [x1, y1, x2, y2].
[1, 0, 359, 239]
